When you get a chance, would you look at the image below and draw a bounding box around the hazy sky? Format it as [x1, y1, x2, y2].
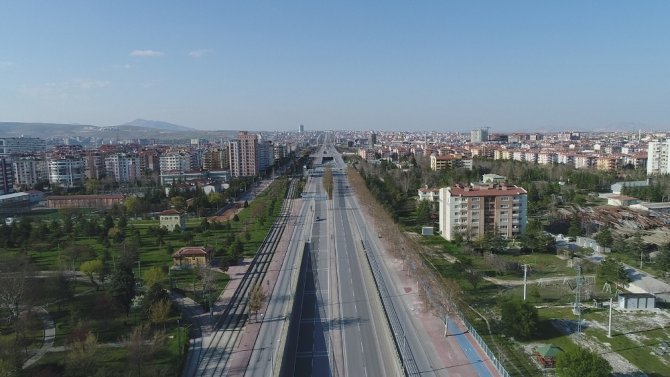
[1, 1, 669, 132]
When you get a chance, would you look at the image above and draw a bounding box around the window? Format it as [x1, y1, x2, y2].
[501, 196, 509, 201]
[500, 204, 509, 209]
[471, 197, 480, 201]
[471, 204, 480, 209]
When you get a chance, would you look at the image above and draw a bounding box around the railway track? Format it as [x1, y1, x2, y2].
[191, 179, 297, 377]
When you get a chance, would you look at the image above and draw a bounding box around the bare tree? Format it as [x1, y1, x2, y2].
[248, 282, 267, 322]
[65, 331, 98, 377]
[0, 258, 33, 323]
[124, 324, 167, 377]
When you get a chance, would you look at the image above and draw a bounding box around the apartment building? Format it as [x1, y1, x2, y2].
[48, 156, 85, 188]
[0, 137, 46, 156]
[12, 156, 47, 188]
[105, 153, 141, 183]
[0, 158, 14, 195]
[229, 131, 258, 177]
[438, 183, 527, 241]
[159, 153, 192, 174]
[647, 140, 670, 175]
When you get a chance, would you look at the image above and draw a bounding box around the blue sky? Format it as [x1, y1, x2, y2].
[1, 1, 669, 132]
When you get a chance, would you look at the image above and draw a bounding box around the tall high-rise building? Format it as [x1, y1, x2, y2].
[299, 124, 305, 133]
[0, 158, 15, 195]
[370, 132, 377, 146]
[647, 140, 670, 175]
[257, 137, 274, 172]
[105, 153, 141, 183]
[470, 128, 489, 143]
[229, 131, 258, 177]
[438, 183, 527, 241]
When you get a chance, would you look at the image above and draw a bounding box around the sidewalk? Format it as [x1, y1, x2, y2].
[226, 197, 302, 377]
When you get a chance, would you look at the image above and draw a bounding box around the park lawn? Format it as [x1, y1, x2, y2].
[589, 327, 670, 376]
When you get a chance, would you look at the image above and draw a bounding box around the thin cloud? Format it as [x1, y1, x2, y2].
[130, 49, 164, 57]
[20, 79, 110, 100]
[0, 61, 14, 67]
[188, 49, 213, 58]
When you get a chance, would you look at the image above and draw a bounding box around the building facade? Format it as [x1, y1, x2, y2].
[438, 184, 528, 241]
[12, 156, 47, 189]
[0, 137, 46, 156]
[647, 140, 670, 175]
[159, 209, 186, 231]
[0, 158, 14, 195]
[48, 156, 85, 188]
[105, 153, 141, 183]
[229, 131, 258, 177]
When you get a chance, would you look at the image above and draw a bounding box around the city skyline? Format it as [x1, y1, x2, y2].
[2, 1, 670, 132]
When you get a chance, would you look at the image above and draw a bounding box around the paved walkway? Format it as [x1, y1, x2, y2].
[22, 307, 55, 369]
[384, 254, 498, 377]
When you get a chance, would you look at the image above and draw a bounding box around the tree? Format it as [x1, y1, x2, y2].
[170, 196, 187, 211]
[143, 266, 167, 287]
[110, 264, 135, 315]
[148, 299, 171, 330]
[79, 260, 103, 290]
[143, 283, 170, 315]
[555, 347, 612, 377]
[248, 283, 266, 322]
[65, 331, 98, 377]
[62, 244, 96, 271]
[594, 227, 614, 248]
[597, 258, 630, 290]
[0, 258, 32, 323]
[499, 298, 539, 340]
[415, 201, 431, 225]
[124, 324, 166, 377]
[208, 192, 225, 209]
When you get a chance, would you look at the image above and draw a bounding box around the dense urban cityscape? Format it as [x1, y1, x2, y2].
[1, 123, 670, 376]
[3, 1, 670, 377]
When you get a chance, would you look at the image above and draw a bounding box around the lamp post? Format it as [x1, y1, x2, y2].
[177, 319, 181, 358]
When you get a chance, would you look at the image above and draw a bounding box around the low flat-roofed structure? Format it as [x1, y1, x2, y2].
[618, 293, 656, 310]
[47, 194, 124, 209]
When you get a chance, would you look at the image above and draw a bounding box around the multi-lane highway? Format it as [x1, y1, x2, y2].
[192, 134, 498, 377]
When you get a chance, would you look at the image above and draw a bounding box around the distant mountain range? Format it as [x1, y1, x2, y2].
[120, 119, 195, 132]
[0, 119, 212, 140]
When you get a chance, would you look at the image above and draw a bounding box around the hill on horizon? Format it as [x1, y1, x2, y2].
[120, 119, 195, 131]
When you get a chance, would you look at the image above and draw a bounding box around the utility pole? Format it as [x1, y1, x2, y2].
[444, 314, 449, 337]
[522, 264, 529, 301]
[608, 297, 613, 338]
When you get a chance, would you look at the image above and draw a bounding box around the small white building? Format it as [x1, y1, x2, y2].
[159, 209, 186, 231]
[618, 293, 655, 310]
[417, 186, 440, 202]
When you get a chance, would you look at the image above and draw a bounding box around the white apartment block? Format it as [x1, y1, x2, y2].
[48, 157, 85, 188]
[439, 184, 527, 241]
[159, 153, 192, 174]
[0, 137, 46, 156]
[12, 156, 47, 188]
[647, 140, 670, 175]
[105, 153, 141, 183]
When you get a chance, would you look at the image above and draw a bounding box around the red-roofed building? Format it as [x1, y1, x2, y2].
[159, 209, 186, 231]
[438, 183, 528, 241]
[172, 246, 211, 267]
